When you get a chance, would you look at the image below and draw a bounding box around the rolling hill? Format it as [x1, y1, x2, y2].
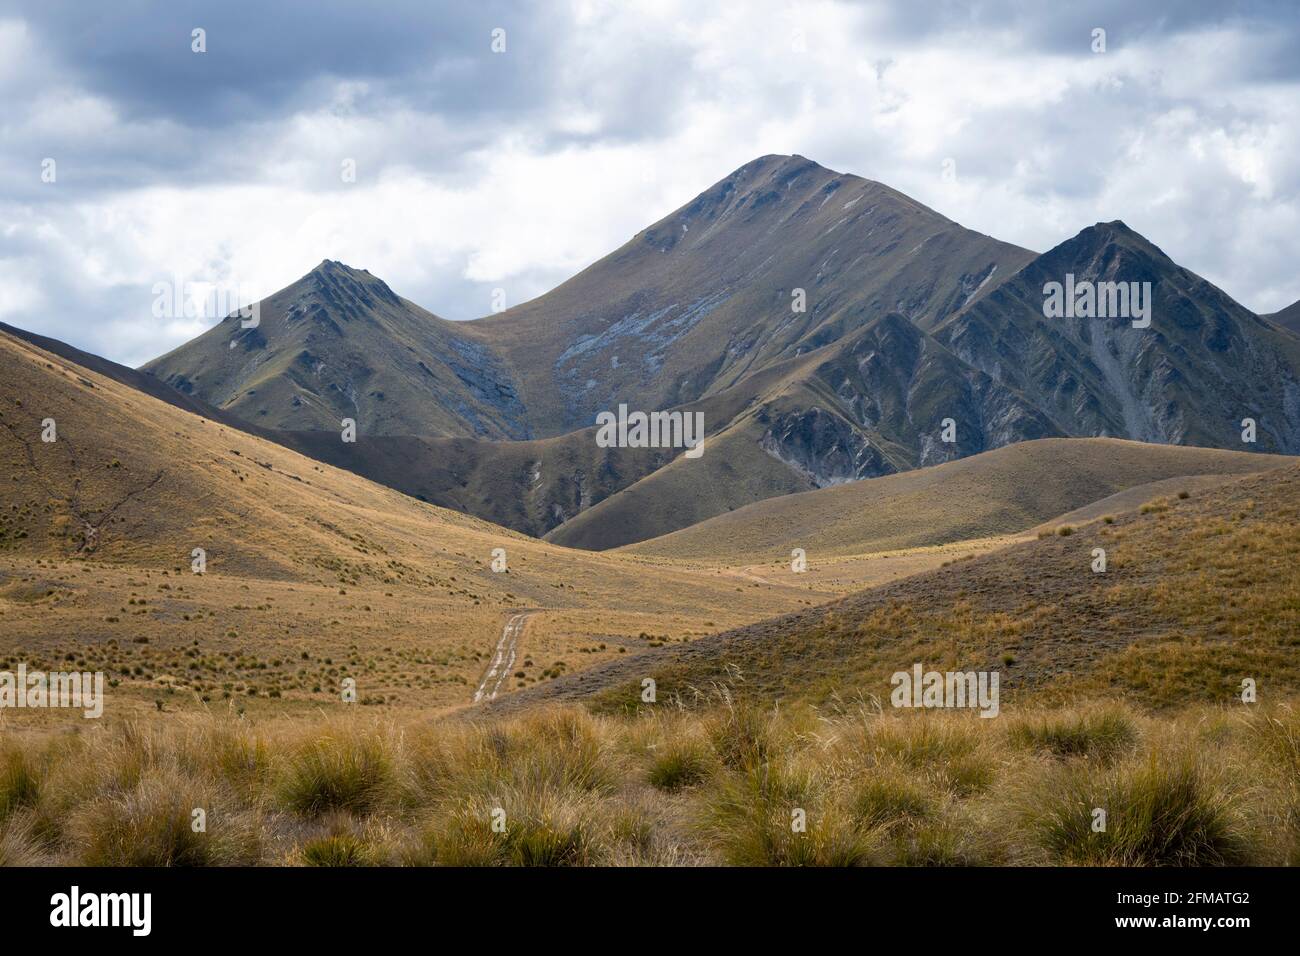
[0, 326, 814, 719]
[619, 437, 1293, 560]
[493, 460, 1300, 712]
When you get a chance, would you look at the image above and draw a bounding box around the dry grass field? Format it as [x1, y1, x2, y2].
[3, 700, 1298, 866]
[498, 463, 1300, 714]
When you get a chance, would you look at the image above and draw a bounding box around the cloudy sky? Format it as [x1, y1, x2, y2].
[2, 0, 1298, 366]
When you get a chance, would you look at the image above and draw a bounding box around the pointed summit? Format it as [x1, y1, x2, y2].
[289, 259, 400, 317]
[142, 262, 529, 440]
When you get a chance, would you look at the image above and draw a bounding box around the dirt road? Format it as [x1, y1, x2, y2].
[473, 611, 533, 703]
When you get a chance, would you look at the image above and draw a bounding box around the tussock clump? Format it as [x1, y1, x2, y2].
[703, 758, 878, 866]
[182, 720, 272, 798]
[0, 746, 42, 823]
[470, 707, 615, 795]
[1018, 752, 1251, 866]
[300, 833, 375, 867]
[1244, 706, 1300, 863]
[417, 787, 600, 867]
[277, 727, 395, 818]
[601, 794, 680, 865]
[68, 767, 260, 866]
[864, 716, 997, 796]
[0, 815, 42, 866]
[1248, 705, 1300, 770]
[1007, 706, 1138, 763]
[889, 812, 1003, 866]
[397, 726, 463, 807]
[850, 776, 935, 830]
[647, 737, 714, 792]
[705, 704, 775, 771]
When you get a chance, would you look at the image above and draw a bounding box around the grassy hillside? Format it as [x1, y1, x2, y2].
[1023, 473, 1242, 534]
[506, 461, 1300, 711]
[623, 437, 1292, 561]
[544, 412, 811, 550]
[0, 329, 813, 720]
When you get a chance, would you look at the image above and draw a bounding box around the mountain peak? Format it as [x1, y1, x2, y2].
[1049, 220, 1171, 266]
[296, 259, 396, 301]
[1091, 220, 1139, 239]
[732, 153, 823, 174]
[308, 259, 371, 279]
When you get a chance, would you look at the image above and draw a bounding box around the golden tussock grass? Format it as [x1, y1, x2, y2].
[3, 698, 1299, 867]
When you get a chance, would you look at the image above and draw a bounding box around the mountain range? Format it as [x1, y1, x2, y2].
[35, 155, 1300, 547]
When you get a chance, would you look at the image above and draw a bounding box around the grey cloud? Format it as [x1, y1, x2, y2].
[1, 0, 1298, 361]
[17, 1, 553, 124]
[2, 0, 697, 201]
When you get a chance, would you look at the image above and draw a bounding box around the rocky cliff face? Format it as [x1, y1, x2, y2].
[938, 223, 1300, 454]
[757, 405, 888, 487]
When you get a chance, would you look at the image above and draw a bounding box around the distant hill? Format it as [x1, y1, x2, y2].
[619, 437, 1293, 560]
[936, 222, 1300, 453]
[470, 154, 1035, 437]
[77, 155, 1300, 547]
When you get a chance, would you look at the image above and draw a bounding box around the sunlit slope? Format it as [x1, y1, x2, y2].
[621, 438, 1292, 561]
[0, 329, 816, 715]
[1024, 473, 1243, 534]
[495, 462, 1300, 712]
